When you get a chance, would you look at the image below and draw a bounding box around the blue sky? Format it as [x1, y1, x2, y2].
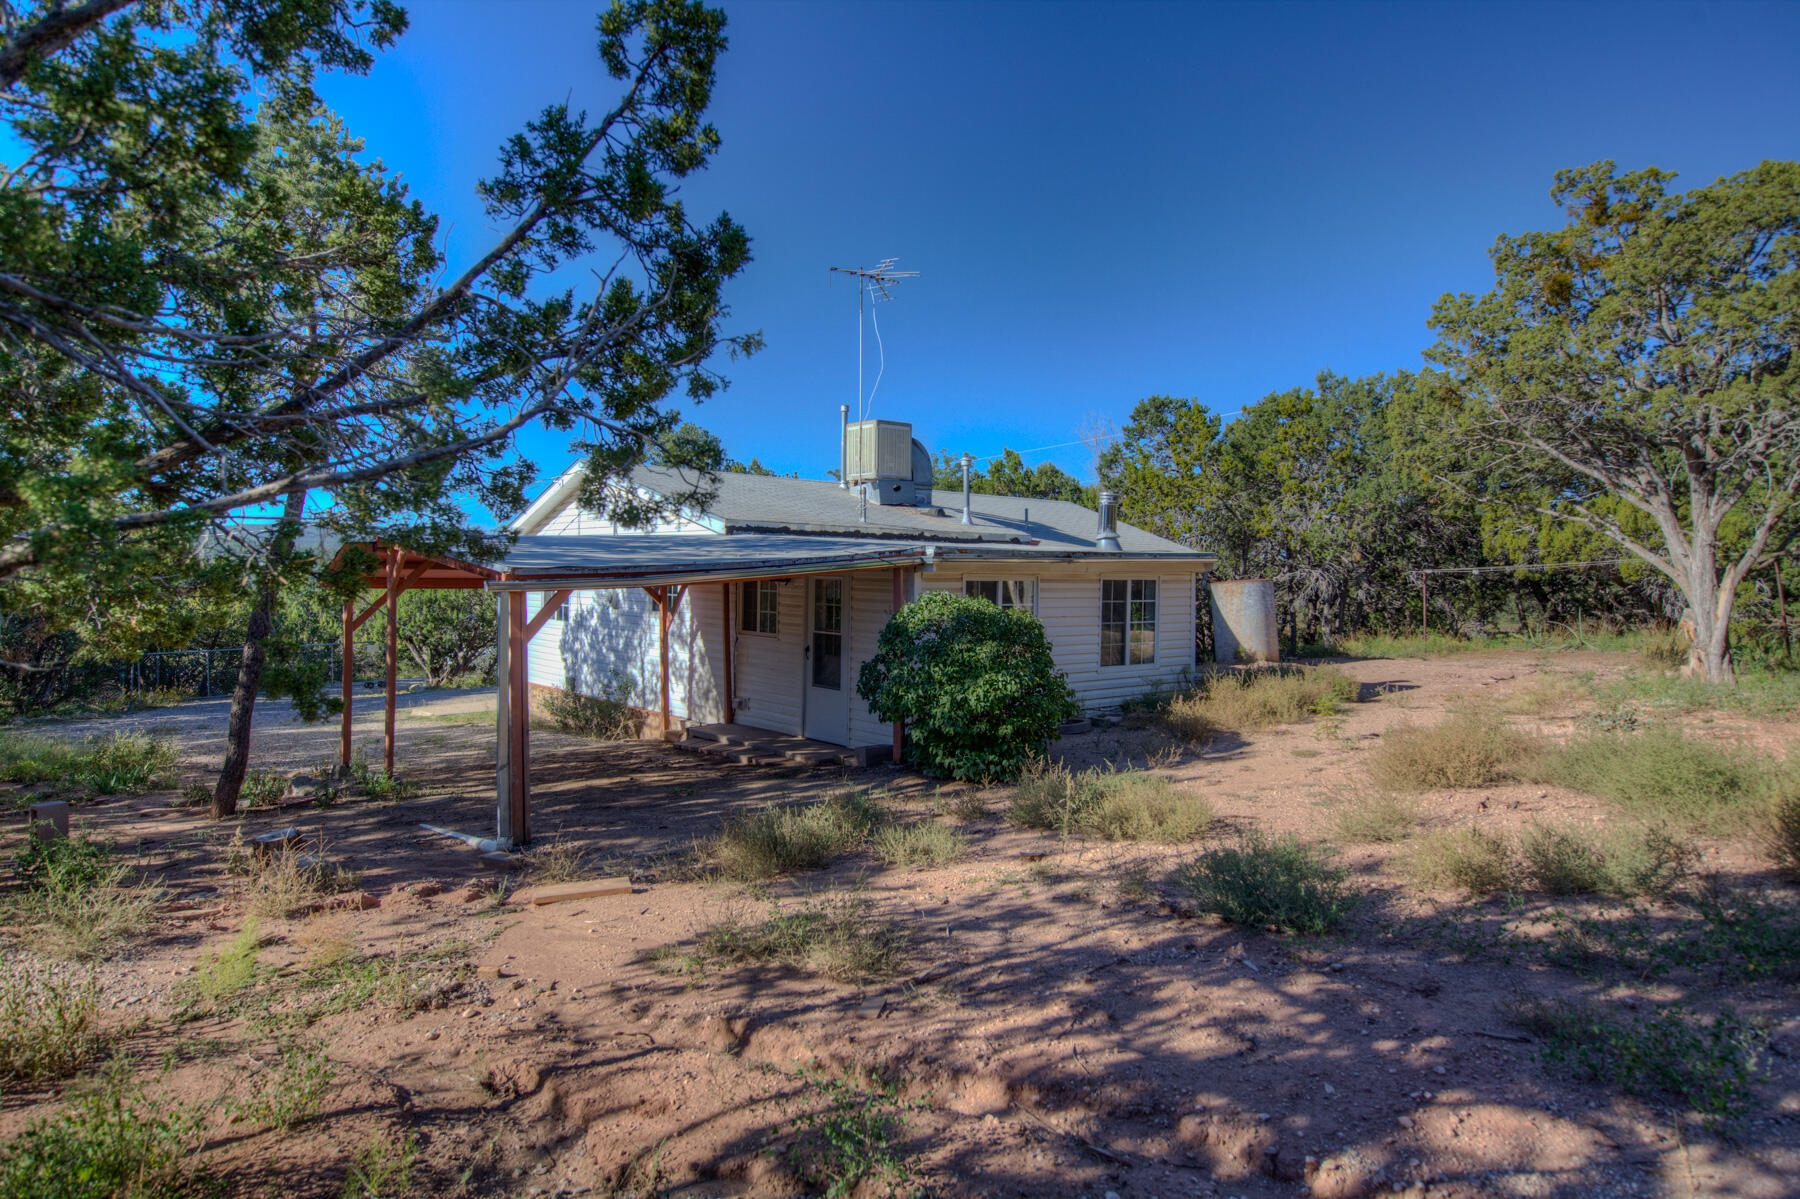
[317, 0, 1800, 504]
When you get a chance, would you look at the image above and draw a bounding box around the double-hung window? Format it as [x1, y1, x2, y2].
[1100, 579, 1157, 666]
[739, 580, 779, 634]
[963, 578, 1036, 613]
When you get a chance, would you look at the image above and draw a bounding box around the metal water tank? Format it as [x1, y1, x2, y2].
[1210, 578, 1279, 664]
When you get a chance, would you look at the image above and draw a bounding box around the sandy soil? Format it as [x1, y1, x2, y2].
[3, 652, 1798, 1199]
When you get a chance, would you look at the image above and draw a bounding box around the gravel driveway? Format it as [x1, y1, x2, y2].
[20, 685, 500, 776]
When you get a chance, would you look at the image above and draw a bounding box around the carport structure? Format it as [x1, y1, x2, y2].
[334, 535, 931, 848]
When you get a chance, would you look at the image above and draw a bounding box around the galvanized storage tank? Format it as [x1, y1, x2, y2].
[1210, 578, 1279, 664]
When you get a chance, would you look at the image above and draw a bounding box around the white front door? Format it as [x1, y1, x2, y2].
[803, 576, 849, 745]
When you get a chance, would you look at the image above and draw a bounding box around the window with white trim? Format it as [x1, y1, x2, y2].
[740, 579, 779, 634]
[1100, 579, 1157, 666]
[963, 578, 1037, 613]
[543, 594, 569, 624]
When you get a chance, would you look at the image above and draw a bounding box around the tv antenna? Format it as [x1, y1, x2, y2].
[830, 259, 918, 422]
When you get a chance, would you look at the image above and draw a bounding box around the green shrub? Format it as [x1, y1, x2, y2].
[240, 770, 290, 807]
[340, 1131, 419, 1199]
[1173, 833, 1354, 934]
[1010, 764, 1211, 842]
[1537, 729, 1783, 829]
[231, 1039, 334, 1130]
[857, 592, 1079, 781]
[1518, 823, 1611, 895]
[1085, 773, 1215, 842]
[1501, 995, 1765, 1127]
[1368, 710, 1539, 791]
[783, 1065, 922, 1199]
[686, 896, 907, 983]
[704, 790, 884, 880]
[1408, 826, 1514, 894]
[1762, 789, 1800, 880]
[1162, 665, 1356, 738]
[0, 964, 107, 1086]
[540, 684, 638, 740]
[1330, 792, 1421, 843]
[0, 1067, 210, 1198]
[871, 822, 966, 869]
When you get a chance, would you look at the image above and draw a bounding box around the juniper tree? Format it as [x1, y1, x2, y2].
[1429, 161, 1799, 683]
[1, 0, 756, 811]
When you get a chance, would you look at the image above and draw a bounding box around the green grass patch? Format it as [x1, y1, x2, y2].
[1549, 883, 1800, 984]
[1536, 729, 1794, 831]
[1330, 792, 1422, 843]
[7, 836, 157, 961]
[1161, 664, 1356, 739]
[661, 896, 907, 984]
[1408, 826, 1515, 895]
[1172, 832, 1355, 934]
[0, 964, 107, 1087]
[702, 789, 885, 881]
[871, 821, 966, 869]
[1010, 764, 1213, 842]
[1368, 710, 1540, 792]
[0, 1063, 211, 1198]
[1594, 663, 1800, 718]
[1501, 995, 1766, 1127]
[0, 730, 176, 799]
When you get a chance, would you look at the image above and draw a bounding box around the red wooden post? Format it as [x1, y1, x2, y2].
[891, 567, 905, 762]
[721, 580, 734, 722]
[507, 589, 529, 844]
[340, 596, 353, 769]
[384, 548, 398, 776]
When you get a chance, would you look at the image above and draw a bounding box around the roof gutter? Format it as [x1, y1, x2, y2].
[482, 552, 930, 592]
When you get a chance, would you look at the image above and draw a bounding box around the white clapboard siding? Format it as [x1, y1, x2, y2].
[845, 569, 910, 748]
[727, 576, 806, 735]
[921, 564, 1198, 711]
[534, 490, 716, 537]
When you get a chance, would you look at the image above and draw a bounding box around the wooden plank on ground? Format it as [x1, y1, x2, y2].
[517, 877, 634, 906]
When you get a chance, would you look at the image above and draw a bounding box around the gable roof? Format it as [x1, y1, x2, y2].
[516, 463, 1210, 559]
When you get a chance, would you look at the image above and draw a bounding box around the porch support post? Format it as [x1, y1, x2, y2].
[505, 589, 529, 845]
[493, 593, 513, 846]
[891, 567, 905, 762]
[657, 586, 672, 735]
[721, 581, 734, 722]
[384, 548, 398, 776]
[340, 596, 353, 770]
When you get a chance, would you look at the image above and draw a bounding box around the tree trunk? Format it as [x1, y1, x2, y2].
[212, 489, 307, 818]
[1678, 530, 1737, 685]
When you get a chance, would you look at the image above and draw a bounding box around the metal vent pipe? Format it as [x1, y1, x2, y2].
[960, 452, 974, 525]
[1095, 491, 1121, 551]
[839, 405, 849, 489]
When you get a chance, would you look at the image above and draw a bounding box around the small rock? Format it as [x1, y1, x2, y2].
[1322, 1083, 1337, 1096]
[425, 1030, 440, 1040]
[477, 965, 504, 981]
[1105, 1192, 1122, 1199]
[1396, 1115, 1414, 1129]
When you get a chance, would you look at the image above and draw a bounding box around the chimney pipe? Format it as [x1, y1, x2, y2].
[1096, 491, 1121, 551]
[839, 405, 849, 489]
[960, 452, 974, 525]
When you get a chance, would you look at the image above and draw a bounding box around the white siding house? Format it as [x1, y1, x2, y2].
[510, 459, 1216, 756]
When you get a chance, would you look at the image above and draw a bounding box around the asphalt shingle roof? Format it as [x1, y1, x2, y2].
[627, 465, 1205, 557]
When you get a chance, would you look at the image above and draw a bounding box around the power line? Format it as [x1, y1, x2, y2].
[1411, 559, 1627, 577]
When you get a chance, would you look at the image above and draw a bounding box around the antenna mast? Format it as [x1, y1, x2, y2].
[829, 259, 918, 423]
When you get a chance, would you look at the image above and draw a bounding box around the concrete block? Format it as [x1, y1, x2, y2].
[27, 800, 69, 843]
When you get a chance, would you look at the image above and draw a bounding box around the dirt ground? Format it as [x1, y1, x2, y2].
[4, 652, 1799, 1199]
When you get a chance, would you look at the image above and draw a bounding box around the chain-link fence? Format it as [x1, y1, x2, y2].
[124, 641, 389, 698]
